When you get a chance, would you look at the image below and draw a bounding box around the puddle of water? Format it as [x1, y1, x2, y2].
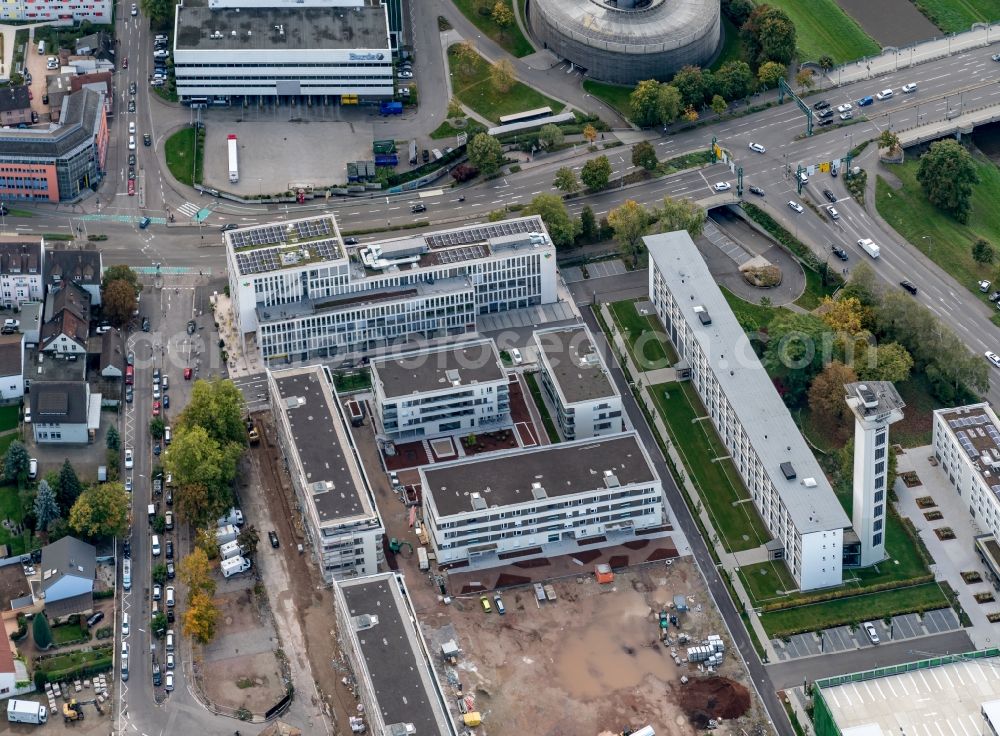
[554, 589, 677, 700]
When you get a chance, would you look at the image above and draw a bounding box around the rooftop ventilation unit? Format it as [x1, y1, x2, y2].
[311, 480, 333, 495]
[353, 614, 378, 631]
[856, 384, 878, 410]
[211, 31, 223, 39]
[693, 305, 711, 325]
[603, 469, 620, 488]
[470, 492, 487, 511]
[530, 481, 547, 500]
[802, 477, 818, 488]
[445, 369, 460, 386]
[780, 462, 796, 480]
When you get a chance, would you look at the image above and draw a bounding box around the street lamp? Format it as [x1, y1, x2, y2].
[921, 235, 934, 256]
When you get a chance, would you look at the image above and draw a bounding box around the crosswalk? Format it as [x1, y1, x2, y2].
[175, 202, 200, 218]
[78, 213, 168, 225]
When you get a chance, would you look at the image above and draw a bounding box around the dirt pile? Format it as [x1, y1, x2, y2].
[678, 676, 751, 728]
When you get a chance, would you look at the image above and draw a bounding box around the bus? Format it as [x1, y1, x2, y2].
[125, 364, 134, 385]
[498, 107, 553, 125]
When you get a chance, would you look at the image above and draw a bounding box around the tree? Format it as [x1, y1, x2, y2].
[723, 0, 754, 25]
[152, 563, 169, 585]
[69, 482, 129, 539]
[103, 280, 138, 326]
[579, 206, 597, 243]
[8, 71, 23, 87]
[672, 65, 713, 108]
[57, 460, 82, 512]
[33, 480, 60, 533]
[683, 106, 699, 122]
[582, 124, 598, 145]
[491, 0, 513, 28]
[656, 84, 683, 126]
[489, 58, 516, 94]
[451, 163, 478, 182]
[631, 141, 658, 171]
[523, 194, 580, 249]
[152, 515, 166, 534]
[553, 166, 580, 194]
[238, 525, 260, 557]
[452, 41, 479, 77]
[183, 591, 219, 644]
[878, 129, 901, 153]
[149, 417, 166, 441]
[139, 0, 173, 28]
[3, 440, 29, 484]
[818, 54, 835, 70]
[165, 427, 238, 526]
[467, 133, 504, 176]
[179, 547, 216, 596]
[710, 94, 728, 117]
[106, 425, 120, 452]
[819, 296, 865, 335]
[656, 196, 706, 238]
[47, 517, 71, 543]
[917, 139, 979, 223]
[151, 611, 168, 638]
[629, 79, 662, 128]
[858, 342, 914, 382]
[537, 123, 564, 149]
[808, 361, 858, 438]
[101, 264, 141, 296]
[580, 155, 612, 191]
[973, 238, 995, 265]
[608, 200, 650, 261]
[764, 312, 832, 405]
[841, 263, 883, 309]
[795, 68, 815, 92]
[33, 613, 53, 650]
[179, 379, 248, 448]
[742, 5, 797, 66]
[713, 60, 755, 101]
[757, 61, 787, 89]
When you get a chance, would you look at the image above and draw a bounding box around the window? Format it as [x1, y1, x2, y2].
[874, 504, 883, 519]
[873, 519, 882, 532]
[875, 446, 885, 460]
[875, 461, 885, 475]
[872, 532, 882, 546]
[874, 490, 884, 504]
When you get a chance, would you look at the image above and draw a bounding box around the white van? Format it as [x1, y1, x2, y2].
[37, 39, 46, 55]
[166, 629, 175, 652]
[151, 535, 161, 556]
[122, 557, 131, 590]
[164, 426, 171, 445]
[165, 586, 174, 607]
[121, 612, 130, 637]
[28, 458, 37, 479]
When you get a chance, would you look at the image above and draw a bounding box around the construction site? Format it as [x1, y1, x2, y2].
[407, 557, 771, 736]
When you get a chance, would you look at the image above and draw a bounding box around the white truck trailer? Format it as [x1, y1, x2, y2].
[219, 540, 245, 560]
[227, 134, 239, 183]
[858, 238, 880, 258]
[221, 555, 251, 578]
[216, 524, 239, 546]
[7, 699, 48, 724]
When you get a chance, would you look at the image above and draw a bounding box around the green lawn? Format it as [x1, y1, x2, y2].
[721, 286, 789, 331]
[794, 267, 839, 310]
[582, 79, 634, 123]
[524, 372, 560, 443]
[451, 0, 534, 57]
[0, 432, 19, 459]
[447, 44, 563, 123]
[910, 0, 1000, 33]
[650, 382, 772, 552]
[738, 560, 799, 603]
[0, 483, 30, 556]
[0, 404, 19, 432]
[607, 299, 676, 370]
[52, 623, 88, 646]
[876, 154, 1000, 302]
[760, 582, 950, 638]
[430, 118, 487, 140]
[164, 127, 203, 187]
[763, 0, 880, 64]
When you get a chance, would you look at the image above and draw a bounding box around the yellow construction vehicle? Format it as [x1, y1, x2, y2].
[63, 700, 84, 722]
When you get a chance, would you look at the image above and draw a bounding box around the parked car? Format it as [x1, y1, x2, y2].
[840, 111, 853, 120]
[864, 622, 880, 644]
[125, 448, 134, 469]
[165, 672, 174, 691]
[787, 201, 804, 213]
[86, 611, 104, 627]
[836, 103, 853, 113]
[813, 100, 830, 110]
[818, 118, 834, 127]
[817, 109, 834, 119]
[269, 530, 279, 548]
[748, 185, 765, 196]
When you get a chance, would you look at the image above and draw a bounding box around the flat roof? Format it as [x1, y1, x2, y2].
[372, 339, 506, 399]
[176, 2, 390, 52]
[422, 432, 657, 517]
[227, 215, 344, 276]
[819, 653, 1000, 736]
[271, 365, 376, 526]
[534, 323, 617, 404]
[645, 231, 850, 534]
[336, 573, 454, 736]
[936, 404, 1000, 504]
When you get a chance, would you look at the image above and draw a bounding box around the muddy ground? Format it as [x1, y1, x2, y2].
[835, 0, 940, 47]
[410, 559, 770, 736]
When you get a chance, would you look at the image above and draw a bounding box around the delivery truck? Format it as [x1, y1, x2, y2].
[857, 238, 880, 258]
[7, 699, 48, 724]
[221, 555, 252, 578]
[219, 540, 245, 560]
[216, 524, 239, 546]
[227, 134, 239, 183]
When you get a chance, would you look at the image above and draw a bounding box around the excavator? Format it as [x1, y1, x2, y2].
[388, 538, 413, 557]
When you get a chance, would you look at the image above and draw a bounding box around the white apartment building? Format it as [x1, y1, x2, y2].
[533, 323, 622, 440]
[0, 239, 44, 309]
[371, 338, 510, 440]
[933, 403, 1000, 542]
[421, 432, 668, 567]
[173, 0, 394, 104]
[0, 0, 110, 22]
[226, 214, 558, 364]
[333, 573, 456, 736]
[647, 231, 850, 591]
[268, 364, 384, 582]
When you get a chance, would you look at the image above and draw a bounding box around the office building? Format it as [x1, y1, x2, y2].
[845, 382, 904, 567]
[173, 0, 393, 105]
[646, 231, 850, 591]
[533, 323, 622, 440]
[333, 573, 456, 736]
[0, 0, 111, 22]
[0, 238, 44, 308]
[31, 381, 100, 444]
[421, 432, 667, 567]
[932, 402, 1000, 544]
[0, 88, 108, 202]
[268, 364, 384, 582]
[370, 338, 510, 440]
[226, 214, 558, 364]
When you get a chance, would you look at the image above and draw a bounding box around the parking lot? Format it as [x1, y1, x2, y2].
[561, 258, 628, 283]
[200, 119, 374, 195]
[771, 608, 961, 661]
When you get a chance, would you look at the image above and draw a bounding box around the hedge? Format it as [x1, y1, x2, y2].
[761, 574, 935, 613]
[34, 657, 112, 689]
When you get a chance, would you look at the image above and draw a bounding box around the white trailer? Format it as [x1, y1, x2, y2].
[221, 555, 251, 578]
[417, 546, 429, 571]
[7, 699, 48, 724]
[216, 524, 238, 546]
[227, 134, 239, 183]
[219, 540, 245, 560]
[858, 238, 880, 258]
